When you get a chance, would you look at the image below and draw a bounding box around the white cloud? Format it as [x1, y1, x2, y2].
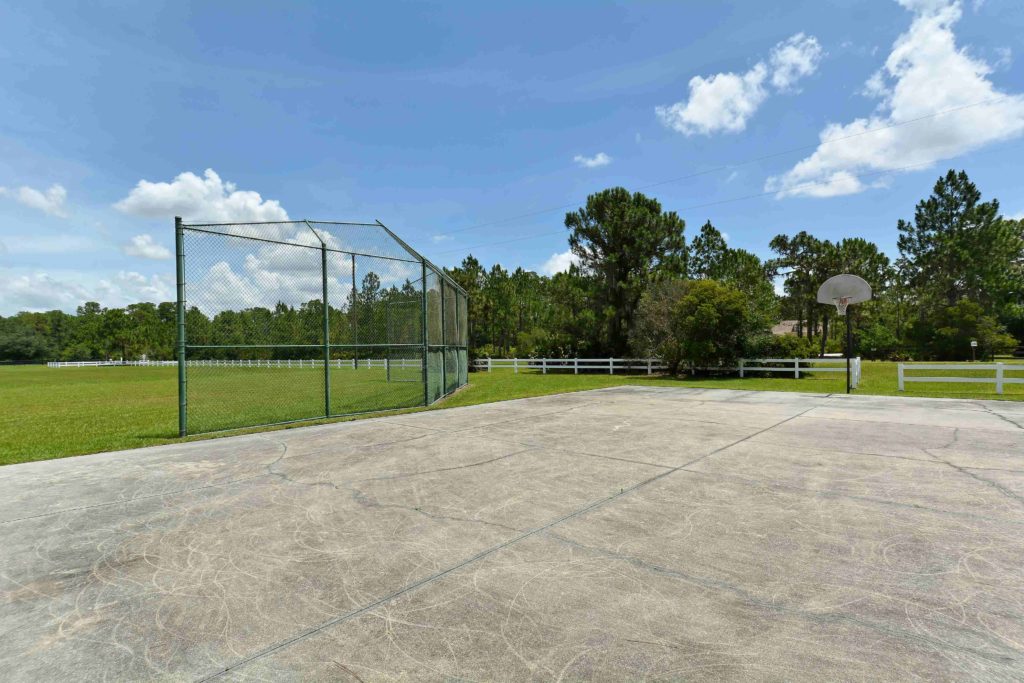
[1006, 211, 1024, 220]
[184, 229, 419, 317]
[432, 234, 452, 243]
[123, 234, 172, 260]
[101, 271, 174, 304]
[114, 169, 288, 223]
[0, 184, 68, 217]
[994, 47, 1012, 70]
[656, 63, 769, 136]
[1, 234, 98, 255]
[766, 0, 1024, 198]
[540, 249, 580, 275]
[656, 33, 822, 136]
[770, 33, 824, 91]
[573, 152, 612, 168]
[0, 269, 174, 314]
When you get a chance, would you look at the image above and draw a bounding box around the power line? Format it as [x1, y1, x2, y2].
[438, 96, 1010, 238]
[430, 141, 1019, 257]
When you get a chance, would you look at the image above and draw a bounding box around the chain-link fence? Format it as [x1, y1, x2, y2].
[174, 218, 468, 435]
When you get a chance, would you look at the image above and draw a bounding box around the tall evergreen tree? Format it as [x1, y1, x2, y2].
[565, 188, 687, 355]
[897, 169, 1022, 312]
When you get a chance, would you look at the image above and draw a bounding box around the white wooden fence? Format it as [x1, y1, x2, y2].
[898, 363, 1024, 395]
[47, 360, 176, 368]
[472, 357, 860, 386]
[740, 357, 861, 389]
[473, 358, 667, 375]
[47, 358, 423, 370]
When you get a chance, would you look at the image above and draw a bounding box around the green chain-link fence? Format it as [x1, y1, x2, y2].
[174, 218, 468, 435]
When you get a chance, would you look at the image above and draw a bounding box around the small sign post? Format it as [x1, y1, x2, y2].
[971, 339, 978, 362]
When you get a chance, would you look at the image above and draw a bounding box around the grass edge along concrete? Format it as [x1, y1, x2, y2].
[2, 359, 1024, 466]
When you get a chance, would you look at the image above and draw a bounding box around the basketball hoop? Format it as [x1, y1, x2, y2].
[816, 274, 873, 394]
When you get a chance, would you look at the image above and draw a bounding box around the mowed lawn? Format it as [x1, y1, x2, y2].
[2, 360, 1022, 465]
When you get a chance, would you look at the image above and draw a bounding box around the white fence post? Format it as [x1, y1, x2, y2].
[794, 358, 800, 379]
[898, 363, 905, 391]
[574, 359, 578, 375]
[739, 359, 745, 378]
[541, 359, 547, 374]
[514, 358, 518, 374]
[487, 358, 492, 372]
[647, 359, 652, 375]
[996, 362, 1004, 395]
[609, 358, 614, 375]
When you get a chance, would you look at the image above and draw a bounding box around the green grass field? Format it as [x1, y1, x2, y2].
[1, 360, 1022, 466]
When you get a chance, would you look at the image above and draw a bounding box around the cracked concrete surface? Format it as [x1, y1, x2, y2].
[2, 387, 1024, 681]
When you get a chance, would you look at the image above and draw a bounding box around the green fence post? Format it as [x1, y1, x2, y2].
[322, 244, 331, 418]
[351, 253, 358, 370]
[440, 280, 447, 395]
[175, 216, 187, 437]
[421, 261, 429, 406]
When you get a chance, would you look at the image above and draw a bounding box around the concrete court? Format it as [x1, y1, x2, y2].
[2, 387, 1024, 682]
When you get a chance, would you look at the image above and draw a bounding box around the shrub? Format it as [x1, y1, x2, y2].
[909, 298, 1017, 360]
[671, 280, 754, 372]
[756, 334, 819, 359]
[629, 278, 691, 373]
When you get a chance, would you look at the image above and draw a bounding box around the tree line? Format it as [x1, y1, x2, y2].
[2, 170, 1021, 365]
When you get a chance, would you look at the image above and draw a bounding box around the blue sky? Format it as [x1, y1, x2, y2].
[1, 0, 1022, 314]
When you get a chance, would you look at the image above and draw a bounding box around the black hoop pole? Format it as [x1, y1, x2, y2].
[846, 312, 852, 394]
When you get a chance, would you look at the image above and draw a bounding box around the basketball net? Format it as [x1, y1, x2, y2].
[834, 296, 852, 316]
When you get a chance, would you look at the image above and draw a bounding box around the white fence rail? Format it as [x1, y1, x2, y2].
[47, 360, 176, 368]
[740, 357, 861, 389]
[473, 358, 667, 375]
[47, 358, 424, 370]
[898, 363, 1023, 394]
[472, 357, 860, 386]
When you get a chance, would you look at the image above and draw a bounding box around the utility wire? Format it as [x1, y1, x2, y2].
[438, 96, 1011, 239]
[431, 138, 1021, 257]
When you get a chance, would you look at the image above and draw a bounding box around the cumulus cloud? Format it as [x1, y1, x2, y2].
[994, 46, 1012, 70]
[185, 228, 418, 316]
[0, 184, 68, 217]
[770, 33, 824, 90]
[1, 234, 98, 255]
[656, 33, 822, 136]
[766, 0, 1024, 198]
[114, 169, 288, 223]
[540, 249, 580, 275]
[0, 269, 173, 314]
[656, 64, 769, 136]
[103, 271, 175, 303]
[573, 152, 612, 168]
[123, 234, 172, 260]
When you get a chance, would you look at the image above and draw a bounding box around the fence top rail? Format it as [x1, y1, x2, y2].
[180, 225, 423, 264]
[749, 366, 846, 371]
[182, 219, 380, 228]
[742, 357, 859, 364]
[475, 357, 663, 362]
[902, 376, 1014, 382]
[899, 363, 1011, 371]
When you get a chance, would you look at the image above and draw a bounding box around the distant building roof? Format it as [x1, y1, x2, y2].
[772, 320, 800, 336]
